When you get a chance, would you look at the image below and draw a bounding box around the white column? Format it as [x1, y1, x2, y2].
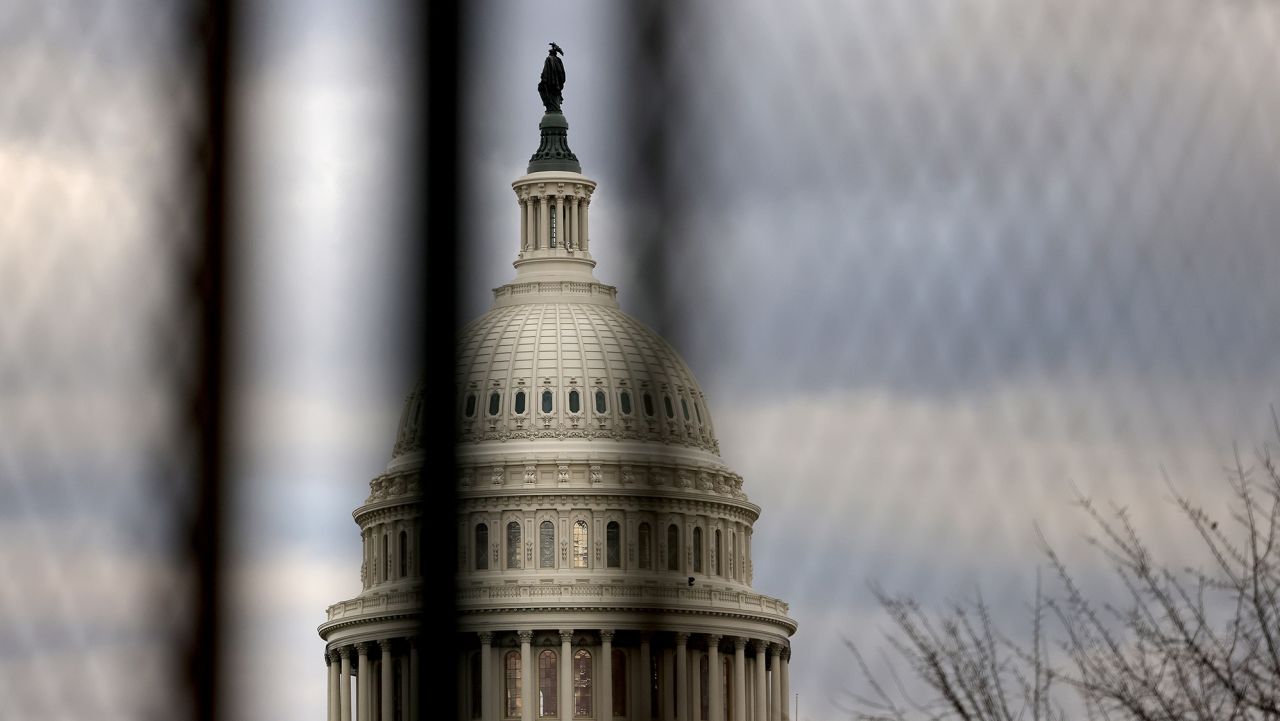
[639, 634, 652, 721]
[752, 642, 766, 721]
[357, 643, 371, 721]
[480, 633, 494, 721]
[601, 630, 614, 720]
[340, 647, 353, 721]
[769, 645, 781, 721]
[554, 195, 564, 249]
[538, 196, 549, 250]
[328, 651, 339, 721]
[779, 648, 790, 721]
[676, 633, 690, 721]
[519, 631, 535, 721]
[579, 198, 590, 252]
[380, 640, 394, 721]
[732, 639, 747, 721]
[525, 195, 536, 251]
[707, 637, 722, 721]
[569, 196, 580, 250]
[519, 197, 528, 251]
[559, 630, 573, 721]
[689, 649, 702, 721]
[409, 639, 419, 721]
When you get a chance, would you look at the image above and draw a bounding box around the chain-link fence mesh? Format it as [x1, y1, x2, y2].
[4, 0, 1280, 719]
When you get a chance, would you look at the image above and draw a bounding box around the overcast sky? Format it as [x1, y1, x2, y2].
[3, 1, 1280, 720]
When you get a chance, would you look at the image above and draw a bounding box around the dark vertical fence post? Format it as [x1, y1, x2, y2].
[419, 0, 461, 718]
[190, 1, 235, 718]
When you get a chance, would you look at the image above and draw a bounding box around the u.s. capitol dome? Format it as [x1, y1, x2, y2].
[320, 55, 795, 721]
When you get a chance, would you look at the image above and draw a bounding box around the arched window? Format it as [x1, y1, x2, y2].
[612, 649, 627, 717]
[700, 653, 710, 721]
[514, 390, 527, 415]
[507, 521, 522, 569]
[488, 391, 501, 416]
[619, 390, 633, 416]
[693, 527, 703, 573]
[595, 389, 607, 414]
[681, 397, 690, 420]
[470, 652, 482, 719]
[573, 649, 593, 717]
[464, 392, 477, 418]
[539, 521, 556, 568]
[475, 524, 488, 570]
[542, 389, 553, 413]
[642, 392, 655, 417]
[505, 651, 522, 718]
[568, 389, 581, 413]
[538, 650, 558, 717]
[663, 395, 674, 419]
[606, 521, 621, 568]
[399, 530, 408, 578]
[714, 529, 722, 577]
[573, 520, 589, 568]
[666, 524, 680, 571]
[637, 523, 652, 570]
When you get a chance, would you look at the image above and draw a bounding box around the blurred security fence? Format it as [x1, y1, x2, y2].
[4, 0, 1280, 720]
[0, 2, 232, 720]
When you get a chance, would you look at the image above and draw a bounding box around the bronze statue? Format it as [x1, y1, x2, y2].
[538, 42, 566, 113]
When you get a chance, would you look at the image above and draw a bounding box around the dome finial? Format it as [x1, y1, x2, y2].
[530, 44, 580, 173]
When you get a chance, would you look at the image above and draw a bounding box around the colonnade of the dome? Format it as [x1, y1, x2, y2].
[458, 629, 791, 721]
[324, 637, 417, 721]
[513, 174, 595, 256]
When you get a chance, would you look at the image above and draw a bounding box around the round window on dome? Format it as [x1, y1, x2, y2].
[642, 392, 655, 417]
[568, 389, 581, 414]
[514, 390, 526, 415]
[541, 389, 553, 414]
[464, 392, 477, 418]
[663, 395, 674, 419]
[487, 391, 501, 416]
[594, 389, 606, 414]
[619, 390, 633, 416]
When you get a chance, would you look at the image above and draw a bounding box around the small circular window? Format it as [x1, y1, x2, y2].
[594, 389, 606, 414]
[487, 391, 501, 416]
[568, 389, 581, 414]
[619, 390, 633, 416]
[514, 390, 526, 415]
[541, 389, 553, 413]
